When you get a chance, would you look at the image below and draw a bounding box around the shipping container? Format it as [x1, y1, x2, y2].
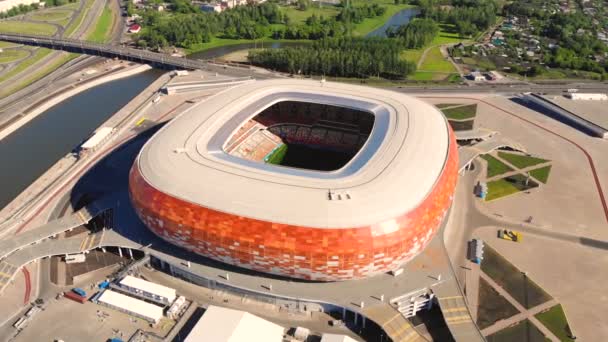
[64, 291, 87, 304]
[72, 288, 86, 297]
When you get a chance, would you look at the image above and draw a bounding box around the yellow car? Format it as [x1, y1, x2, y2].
[498, 229, 522, 242]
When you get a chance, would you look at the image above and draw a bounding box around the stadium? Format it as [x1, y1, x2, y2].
[128, 79, 458, 281]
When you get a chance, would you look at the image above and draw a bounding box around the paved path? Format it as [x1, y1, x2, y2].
[485, 160, 552, 183]
[479, 272, 559, 340]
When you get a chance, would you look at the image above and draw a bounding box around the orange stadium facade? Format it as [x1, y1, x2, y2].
[128, 80, 459, 281]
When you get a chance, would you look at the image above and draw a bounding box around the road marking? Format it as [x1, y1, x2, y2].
[443, 307, 468, 313]
[439, 295, 462, 301]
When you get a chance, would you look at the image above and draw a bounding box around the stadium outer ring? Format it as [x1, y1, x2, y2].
[128, 80, 459, 281]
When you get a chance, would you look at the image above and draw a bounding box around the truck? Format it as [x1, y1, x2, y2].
[64, 291, 87, 304]
[72, 288, 86, 297]
[498, 229, 523, 242]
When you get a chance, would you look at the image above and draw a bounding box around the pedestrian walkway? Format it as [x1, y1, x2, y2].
[362, 303, 428, 342]
[434, 279, 485, 342]
[479, 272, 559, 341]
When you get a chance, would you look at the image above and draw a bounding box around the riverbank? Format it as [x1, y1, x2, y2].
[0, 63, 152, 142]
[0, 70, 169, 227]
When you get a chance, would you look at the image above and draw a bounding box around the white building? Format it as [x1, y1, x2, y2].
[185, 306, 285, 342]
[116, 275, 177, 305]
[0, 0, 40, 13]
[97, 290, 164, 323]
[566, 93, 608, 101]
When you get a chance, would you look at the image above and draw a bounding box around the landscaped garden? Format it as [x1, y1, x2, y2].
[481, 244, 552, 309]
[486, 319, 549, 342]
[497, 152, 548, 169]
[481, 154, 513, 178]
[477, 278, 520, 330]
[535, 304, 576, 342]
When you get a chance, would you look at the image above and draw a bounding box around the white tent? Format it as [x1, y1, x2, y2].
[185, 306, 284, 342]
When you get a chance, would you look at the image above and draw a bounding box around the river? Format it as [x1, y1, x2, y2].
[366, 8, 421, 38]
[0, 71, 160, 211]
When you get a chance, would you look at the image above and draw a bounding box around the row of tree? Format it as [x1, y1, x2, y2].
[247, 37, 416, 79]
[387, 18, 438, 48]
[418, 0, 498, 37]
[138, 2, 284, 48]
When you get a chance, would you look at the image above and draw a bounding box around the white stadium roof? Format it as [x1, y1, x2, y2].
[137, 79, 452, 228]
[185, 306, 284, 342]
[97, 290, 164, 323]
[119, 275, 176, 302]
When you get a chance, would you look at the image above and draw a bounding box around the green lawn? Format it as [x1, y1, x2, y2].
[431, 24, 467, 45]
[497, 152, 549, 169]
[409, 71, 454, 81]
[535, 304, 576, 342]
[442, 104, 477, 120]
[486, 174, 538, 201]
[529, 165, 552, 184]
[280, 4, 340, 25]
[481, 154, 513, 178]
[400, 49, 424, 64]
[29, 9, 73, 22]
[86, 5, 113, 43]
[435, 103, 462, 109]
[265, 144, 288, 165]
[486, 319, 549, 342]
[481, 244, 552, 309]
[418, 46, 457, 73]
[0, 49, 29, 64]
[0, 21, 58, 36]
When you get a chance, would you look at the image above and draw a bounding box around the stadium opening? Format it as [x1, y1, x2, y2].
[224, 101, 375, 171]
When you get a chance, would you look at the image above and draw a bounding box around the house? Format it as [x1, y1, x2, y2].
[468, 72, 486, 82]
[129, 24, 141, 34]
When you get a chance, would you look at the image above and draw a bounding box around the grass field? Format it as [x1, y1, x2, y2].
[0, 52, 77, 97]
[435, 103, 462, 109]
[409, 71, 455, 81]
[0, 49, 29, 64]
[418, 46, 457, 73]
[65, 0, 94, 37]
[265, 144, 288, 165]
[497, 152, 549, 169]
[0, 48, 51, 85]
[477, 277, 520, 330]
[448, 119, 474, 131]
[481, 154, 513, 178]
[87, 5, 113, 43]
[280, 4, 340, 25]
[29, 9, 73, 22]
[441, 104, 477, 120]
[486, 174, 538, 201]
[400, 49, 424, 64]
[535, 304, 575, 342]
[0, 21, 57, 36]
[486, 319, 549, 342]
[481, 244, 552, 309]
[529, 165, 552, 184]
